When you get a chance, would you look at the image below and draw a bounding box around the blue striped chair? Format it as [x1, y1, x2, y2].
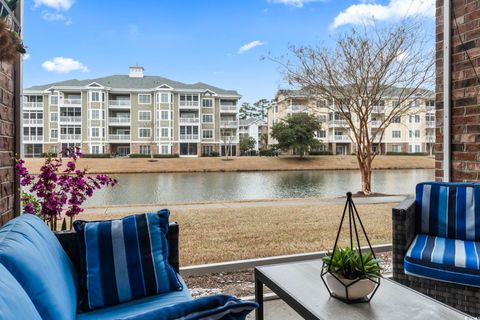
[393, 182, 480, 316]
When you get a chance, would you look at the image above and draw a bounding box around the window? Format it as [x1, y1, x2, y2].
[160, 111, 169, 120]
[90, 146, 102, 154]
[203, 130, 213, 139]
[50, 95, 58, 105]
[138, 94, 152, 105]
[202, 99, 213, 108]
[202, 114, 213, 123]
[50, 129, 58, 139]
[392, 130, 401, 138]
[426, 100, 435, 107]
[317, 130, 326, 138]
[274, 106, 278, 113]
[392, 116, 401, 123]
[91, 128, 100, 137]
[179, 94, 199, 106]
[138, 111, 151, 121]
[161, 128, 169, 137]
[139, 128, 151, 138]
[50, 112, 58, 122]
[409, 115, 421, 123]
[316, 100, 327, 108]
[318, 115, 327, 122]
[202, 145, 213, 155]
[89, 91, 100, 102]
[415, 130, 421, 138]
[415, 145, 421, 152]
[160, 93, 170, 103]
[161, 145, 170, 154]
[392, 144, 401, 153]
[90, 110, 101, 120]
[139, 145, 150, 155]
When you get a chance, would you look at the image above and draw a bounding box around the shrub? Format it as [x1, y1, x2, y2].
[129, 154, 151, 158]
[153, 154, 180, 158]
[82, 153, 111, 158]
[203, 151, 220, 157]
[385, 152, 429, 156]
[309, 151, 332, 156]
[41, 152, 58, 157]
[259, 150, 274, 156]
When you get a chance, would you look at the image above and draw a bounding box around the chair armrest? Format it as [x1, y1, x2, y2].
[392, 197, 417, 279]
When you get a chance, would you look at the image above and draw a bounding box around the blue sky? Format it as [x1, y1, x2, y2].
[23, 0, 434, 103]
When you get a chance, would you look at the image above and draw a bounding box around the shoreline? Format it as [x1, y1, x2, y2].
[24, 155, 435, 174]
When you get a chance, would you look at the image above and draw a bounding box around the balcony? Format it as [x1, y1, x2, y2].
[333, 134, 350, 142]
[371, 120, 382, 128]
[220, 120, 238, 128]
[62, 99, 82, 107]
[220, 105, 238, 113]
[179, 134, 199, 140]
[179, 101, 200, 109]
[60, 116, 82, 123]
[372, 106, 385, 113]
[179, 118, 200, 124]
[426, 106, 435, 112]
[59, 134, 81, 141]
[109, 134, 131, 141]
[109, 117, 131, 126]
[23, 102, 44, 110]
[287, 105, 307, 113]
[23, 136, 43, 142]
[426, 121, 435, 128]
[329, 119, 348, 127]
[109, 100, 131, 109]
[23, 119, 43, 126]
[221, 136, 238, 143]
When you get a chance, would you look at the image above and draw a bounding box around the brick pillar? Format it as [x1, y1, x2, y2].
[436, 1, 480, 181]
[0, 61, 17, 225]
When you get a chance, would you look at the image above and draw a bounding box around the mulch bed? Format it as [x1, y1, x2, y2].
[184, 251, 392, 298]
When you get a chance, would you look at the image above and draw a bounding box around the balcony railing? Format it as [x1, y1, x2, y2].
[109, 134, 131, 141]
[372, 106, 385, 113]
[179, 101, 200, 108]
[220, 105, 237, 112]
[109, 100, 131, 108]
[23, 102, 44, 109]
[179, 134, 199, 140]
[334, 135, 350, 141]
[288, 105, 307, 113]
[371, 120, 382, 128]
[179, 118, 200, 124]
[60, 116, 82, 123]
[331, 120, 348, 126]
[23, 136, 43, 142]
[220, 120, 238, 128]
[109, 117, 131, 125]
[23, 119, 43, 125]
[426, 121, 435, 128]
[60, 134, 81, 141]
[62, 99, 82, 106]
[221, 136, 238, 143]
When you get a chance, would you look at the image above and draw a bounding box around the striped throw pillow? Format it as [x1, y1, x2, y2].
[73, 210, 182, 310]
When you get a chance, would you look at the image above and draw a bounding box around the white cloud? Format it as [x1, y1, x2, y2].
[41, 11, 72, 24]
[331, 0, 434, 29]
[42, 57, 89, 73]
[267, 0, 325, 8]
[238, 40, 265, 54]
[34, 0, 74, 11]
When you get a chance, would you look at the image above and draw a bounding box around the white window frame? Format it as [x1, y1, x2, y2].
[159, 93, 170, 104]
[89, 109, 101, 120]
[202, 114, 213, 123]
[392, 130, 401, 138]
[50, 95, 59, 105]
[415, 130, 421, 138]
[138, 94, 152, 105]
[89, 91, 101, 102]
[90, 127, 101, 138]
[160, 110, 169, 120]
[160, 144, 170, 155]
[138, 111, 151, 121]
[202, 98, 214, 108]
[50, 129, 58, 139]
[139, 145, 151, 155]
[160, 128, 169, 138]
[202, 129, 213, 139]
[138, 127, 151, 138]
[50, 112, 58, 122]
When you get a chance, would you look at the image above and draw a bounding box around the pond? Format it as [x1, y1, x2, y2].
[85, 169, 434, 206]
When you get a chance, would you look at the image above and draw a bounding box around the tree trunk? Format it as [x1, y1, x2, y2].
[359, 162, 373, 195]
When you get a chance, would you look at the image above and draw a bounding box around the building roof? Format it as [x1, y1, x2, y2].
[25, 74, 240, 96]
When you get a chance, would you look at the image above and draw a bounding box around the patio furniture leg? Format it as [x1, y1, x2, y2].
[255, 276, 264, 320]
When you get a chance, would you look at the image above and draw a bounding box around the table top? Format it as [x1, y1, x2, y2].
[256, 260, 468, 320]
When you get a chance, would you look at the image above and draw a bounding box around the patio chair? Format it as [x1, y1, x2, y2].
[392, 182, 480, 316]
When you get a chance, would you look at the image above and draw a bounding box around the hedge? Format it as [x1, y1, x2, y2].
[82, 153, 111, 158]
[153, 154, 180, 158]
[203, 151, 220, 157]
[129, 154, 151, 158]
[259, 150, 274, 156]
[41, 152, 58, 157]
[385, 152, 429, 156]
[308, 151, 332, 156]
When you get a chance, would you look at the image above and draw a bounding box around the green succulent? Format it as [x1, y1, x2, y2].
[322, 247, 382, 280]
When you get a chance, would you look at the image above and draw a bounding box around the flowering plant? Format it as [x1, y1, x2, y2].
[15, 147, 117, 230]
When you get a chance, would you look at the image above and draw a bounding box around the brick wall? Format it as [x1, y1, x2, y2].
[436, 0, 480, 181]
[0, 60, 17, 225]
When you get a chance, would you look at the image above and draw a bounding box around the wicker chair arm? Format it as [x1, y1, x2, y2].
[392, 197, 416, 280]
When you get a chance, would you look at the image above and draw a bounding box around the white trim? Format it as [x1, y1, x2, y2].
[138, 93, 152, 105]
[202, 114, 214, 123]
[138, 127, 152, 138]
[49, 128, 58, 140]
[202, 129, 214, 140]
[138, 110, 152, 121]
[85, 82, 105, 89]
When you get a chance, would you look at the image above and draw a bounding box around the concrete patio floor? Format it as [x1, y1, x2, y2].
[246, 298, 303, 320]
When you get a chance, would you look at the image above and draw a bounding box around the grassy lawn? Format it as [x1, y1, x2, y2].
[24, 155, 434, 174]
[81, 202, 395, 266]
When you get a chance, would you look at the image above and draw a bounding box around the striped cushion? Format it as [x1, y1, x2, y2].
[74, 210, 182, 310]
[405, 234, 480, 287]
[416, 182, 480, 241]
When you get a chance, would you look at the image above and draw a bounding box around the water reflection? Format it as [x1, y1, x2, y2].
[86, 169, 434, 206]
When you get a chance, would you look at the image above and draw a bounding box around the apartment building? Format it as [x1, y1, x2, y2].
[268, 89, 436, 155]
[239, 118, 268, 152]
[22, 66, 240, 157]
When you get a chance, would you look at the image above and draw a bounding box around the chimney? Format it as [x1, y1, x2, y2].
[129, 65, 144, 78]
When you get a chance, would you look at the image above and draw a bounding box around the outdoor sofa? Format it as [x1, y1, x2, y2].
[393, 181, 480, 316]
[0, 213, 257, 320]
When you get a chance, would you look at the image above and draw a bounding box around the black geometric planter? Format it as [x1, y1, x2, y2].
[320, 192, 380, 304]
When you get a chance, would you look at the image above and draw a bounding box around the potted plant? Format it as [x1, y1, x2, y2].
[0, 19, 26, 61]
[322, 247, 382, 301]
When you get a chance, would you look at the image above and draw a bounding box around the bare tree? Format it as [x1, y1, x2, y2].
[220, 128, 235, 160]
[272, 20, 434, 195]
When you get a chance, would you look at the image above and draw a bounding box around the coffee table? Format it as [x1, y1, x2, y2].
[255, 260, 468, 320]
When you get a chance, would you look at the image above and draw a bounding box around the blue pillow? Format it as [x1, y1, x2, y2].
[74, 210, 182, 310]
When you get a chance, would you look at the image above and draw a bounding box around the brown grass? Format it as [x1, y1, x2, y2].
[81, 202, 395, 266]
[24, 155, 434, 174]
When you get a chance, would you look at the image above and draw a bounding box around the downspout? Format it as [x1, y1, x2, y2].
[443, 0, 451, 182]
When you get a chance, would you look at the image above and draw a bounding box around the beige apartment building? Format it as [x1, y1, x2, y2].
[268, 89, 436, 155]
[22, 66, 240, 157]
